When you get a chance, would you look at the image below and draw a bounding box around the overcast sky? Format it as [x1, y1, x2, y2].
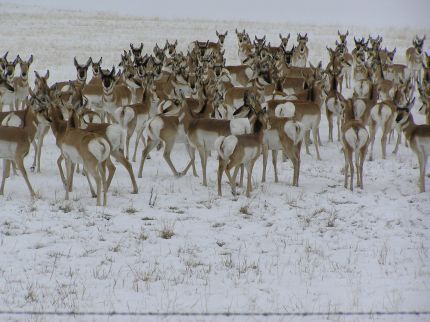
[2, 0, 430, 29]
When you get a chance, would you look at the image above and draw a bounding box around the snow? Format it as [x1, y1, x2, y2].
[0, 3, 429, 321]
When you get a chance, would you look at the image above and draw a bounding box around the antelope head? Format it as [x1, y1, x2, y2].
[338, 30, 349, 45]
[296, 33, 308, 54]
[17, 54, 33, 79]
[3, 55, 19, 81]
[235, 28, 246, 45]
[101, 66, 118, 92]
[91, 57, 103, 78]
[279, 33, 290, 49]
[166, 40, 178, 56]
[253, 35, 266, 49]
[413, 35, 426, 54]
[74, 57, 92, 82]
[130, 42, 144, 58]
[34, 70, 50, 93]
[216, 30, 228, 46]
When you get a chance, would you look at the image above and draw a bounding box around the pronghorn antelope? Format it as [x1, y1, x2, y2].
[165, 40, 178, 57]
[78, 112, 138, 194]
[126, 71, 157, 162]
[406, 35, 425, 85]
[130, 43, 144, 61]
[325, 68, 347, 142]
[396, 98, 430, 192]
[338, 30, 349, 49]
[13, 55, 33, 110]
[260, 113, 305, 185]
[0, 100, 50, 197]
[292, 33, 309, 67]
[368, 53, 396, 101]
[82, 58, 104, 116]
[341, 100, 370, 191]
[265, 74, 323, 160]
[382, 48, 407, 84]
[367, 98, 398, 161]
[137, 96, 198, 179]
[61, 110, 111, 206]
[88, 57, 103, 85]
[181, 90, 254, 187]
[335, 40, 353, 89]
[0, 55, 18, 112]
[53, 57, 91, 92]
[210, 31, 228, 52]
[100, 66, 132, 123]
[215, 109, 269, 197]
[34, 70, 50, 92]
[352, 50, 369, 81]
[236, 29, 253, 64]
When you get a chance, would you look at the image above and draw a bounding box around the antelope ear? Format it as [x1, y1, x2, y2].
[99, 57, 103, 65]
[29, 87, 37, 99]
[174, 39, 178, 46]
[28, 55, 34, 65]
[85, 57, 92, 68]
[34, 71, 41, 79]
[45, 70, 50, 79]
[2, 51, 8, 60]
[13, 55, 19, 65]
[408, 97, 416, 110]
[139, 42, 143, 50]
[74, 57, 79, 67]
[216, 30, 219, 37]
[16, 55, 22, 64]
[346, 30, 349, 36]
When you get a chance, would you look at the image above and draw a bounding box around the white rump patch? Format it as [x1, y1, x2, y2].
[1, 113, 22, 127]
[147, 117, 164, 141]
[353, 99, 366, 120]
[106, 124, 123, 152]
[230, 118, 251, 135]
[275, 102, 295, 117]
[0, 140, 17, 160]
[284, 121, 305, 145]
[88, 138, 110, 162]
[215, 135, 238, 161]
[344, 127, 368, 150]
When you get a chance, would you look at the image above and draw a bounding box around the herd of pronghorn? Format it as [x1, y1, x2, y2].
[0, 30, 429, 206]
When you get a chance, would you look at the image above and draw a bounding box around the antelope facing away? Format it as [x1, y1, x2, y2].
[215, 109, 269, 197]
[341, 100, 370, 191]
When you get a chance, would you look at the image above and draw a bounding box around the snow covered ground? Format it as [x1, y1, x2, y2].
[0, 3, 429, 321]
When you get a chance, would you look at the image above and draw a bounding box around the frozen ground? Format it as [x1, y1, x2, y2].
[0, 3, 429, 322]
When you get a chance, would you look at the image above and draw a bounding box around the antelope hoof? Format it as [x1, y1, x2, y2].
[30, 166, 35, 172]
[131, 189, 138, 194]
[146, 155, 151, 160]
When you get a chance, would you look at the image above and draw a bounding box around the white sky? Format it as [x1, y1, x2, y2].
[2, 0, 430, 29]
